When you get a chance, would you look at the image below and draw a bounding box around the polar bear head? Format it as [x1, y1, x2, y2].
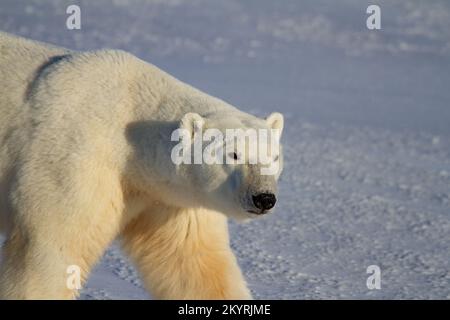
[167, 111, 284, 220]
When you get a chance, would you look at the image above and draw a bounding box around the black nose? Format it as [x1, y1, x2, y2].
[252, 193, 276, 211]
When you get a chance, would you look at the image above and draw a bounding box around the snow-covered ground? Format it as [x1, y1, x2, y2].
[1, 0, 449, 299]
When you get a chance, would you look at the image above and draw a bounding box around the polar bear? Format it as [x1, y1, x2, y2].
[0, 32, 284, 299]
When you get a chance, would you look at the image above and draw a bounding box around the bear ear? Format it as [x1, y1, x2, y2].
[180, 112, 204, 139]
[266, 112, 284, 135]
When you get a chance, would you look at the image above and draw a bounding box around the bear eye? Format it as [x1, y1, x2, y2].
[274, 155, 279, 161]
[229, 152, 239, 160]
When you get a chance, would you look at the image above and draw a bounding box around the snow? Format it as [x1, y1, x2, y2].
[1, 0, 449, 299]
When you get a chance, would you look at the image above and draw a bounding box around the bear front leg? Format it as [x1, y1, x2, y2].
[0, 215, 120, 300]
[121, 207, 252, 299]
[0, 229, 78, 299]
[0, 174, 125, 299]
[0, 210, 121, 300]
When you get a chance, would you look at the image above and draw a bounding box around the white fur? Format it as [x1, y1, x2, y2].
[0, 32, 283, 299]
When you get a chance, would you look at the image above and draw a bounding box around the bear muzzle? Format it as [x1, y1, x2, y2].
[248, 193, 276, 214]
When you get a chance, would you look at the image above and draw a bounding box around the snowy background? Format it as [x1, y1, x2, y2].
[1, 0, 449, 299]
